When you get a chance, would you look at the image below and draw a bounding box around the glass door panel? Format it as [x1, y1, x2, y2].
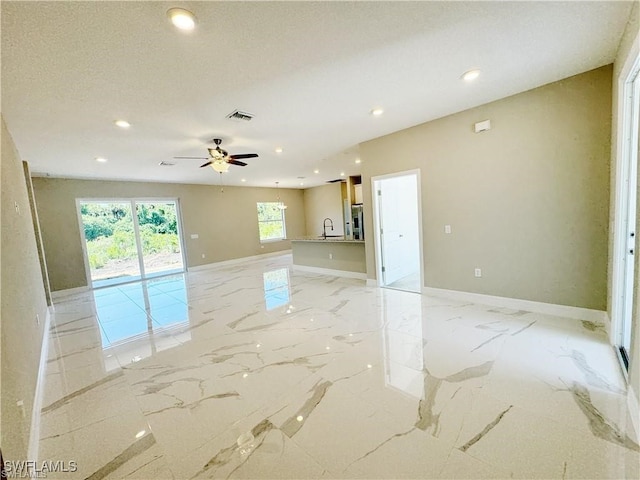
[135, 201, 184, 278]
[80, 201, 141, 287]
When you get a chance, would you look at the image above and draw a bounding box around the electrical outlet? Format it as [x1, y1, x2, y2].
[36, 314, 40, 326]
[444, 225, 452, 234]
[201, 254, 205, 259]
[14, 201, 20, 215]
[474, 268, 482, 278]
[329, 253, 333, 260]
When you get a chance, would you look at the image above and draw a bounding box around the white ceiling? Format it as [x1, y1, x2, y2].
[1, 1, 633, 189]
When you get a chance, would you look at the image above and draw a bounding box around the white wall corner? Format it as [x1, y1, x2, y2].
[628, 385, 640, 444]
[422, 287, 607, 324]
[27, 307, 52, 462]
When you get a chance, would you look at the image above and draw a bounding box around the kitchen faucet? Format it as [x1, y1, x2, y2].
[322, 218, 334, 239]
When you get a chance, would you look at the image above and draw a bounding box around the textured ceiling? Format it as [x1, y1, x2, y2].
[1, 1, 633, 189]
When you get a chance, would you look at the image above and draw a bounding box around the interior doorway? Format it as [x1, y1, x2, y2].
[372, 170, 423, 293]
[78, 199, 185, 288]
[613, 52, 639, 373]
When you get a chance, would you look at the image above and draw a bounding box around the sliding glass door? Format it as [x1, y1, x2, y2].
[136, 201, 184, 278]
[79, 199, 185, 288]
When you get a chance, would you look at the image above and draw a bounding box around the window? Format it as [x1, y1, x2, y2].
[257, 202, 286, 242]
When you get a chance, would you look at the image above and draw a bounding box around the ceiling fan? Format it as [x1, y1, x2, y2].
[174, 138, 258, 172]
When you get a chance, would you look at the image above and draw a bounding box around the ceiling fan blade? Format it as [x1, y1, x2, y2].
[227, 159, 248, 167]
[199, 161, 213, 168]
[326, 179, 345, 183]
[229, 153, 258, 160]
[174, 156, 209, 160]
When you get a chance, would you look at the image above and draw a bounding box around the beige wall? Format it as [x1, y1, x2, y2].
[360, 65, 612, 311]
[303, 183, 345, 237]
[292, 241, 365, 273]
[1, 118, 49, 460]
[609, 2, 640, 414]
[32, 178, 305, 291]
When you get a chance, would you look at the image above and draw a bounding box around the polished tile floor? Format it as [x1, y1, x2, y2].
[39, 254, 639, 479]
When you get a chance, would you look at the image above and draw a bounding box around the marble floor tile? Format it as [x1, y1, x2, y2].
[34, 253, 639, 479]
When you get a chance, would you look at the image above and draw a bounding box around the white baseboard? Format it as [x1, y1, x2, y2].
[422, 286, 607, 323]
[628, 385, 640, 444]
[51, 286, 89, 299]
[292, 264, 367, 280]
[189, 250, 292, 272]
[603, 312, 612, 340]
[27, 306, 52, 462]
[366, 279, 378, 287]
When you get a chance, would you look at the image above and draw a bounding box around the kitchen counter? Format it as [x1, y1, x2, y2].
[291, 237, 366, 279]
[291, 236, 364, 243]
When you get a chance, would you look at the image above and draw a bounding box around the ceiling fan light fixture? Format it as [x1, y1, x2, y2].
[167, 8, 196, 31]
[208, 147, 226, 160]
[211, 160, 230, 173]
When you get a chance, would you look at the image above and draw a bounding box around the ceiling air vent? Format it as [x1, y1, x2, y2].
[226, 110, 254, 122]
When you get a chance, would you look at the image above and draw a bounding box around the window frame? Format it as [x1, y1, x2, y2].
[256, 201, 287, 243]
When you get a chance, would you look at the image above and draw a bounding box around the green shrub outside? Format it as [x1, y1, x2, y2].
[82, 202, 180, 270]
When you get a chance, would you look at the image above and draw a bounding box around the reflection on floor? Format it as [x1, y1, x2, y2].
[92, 267, 184, 289]
[386, 271, 421, 292]
[40, 254, 639, 479]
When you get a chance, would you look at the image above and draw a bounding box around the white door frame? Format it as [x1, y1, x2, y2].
[611, 36, 640, 376]
[371, 169, 424, 291]
[76, 197, 187, 288]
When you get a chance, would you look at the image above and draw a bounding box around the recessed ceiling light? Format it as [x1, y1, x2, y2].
[275, 147, 283, 153]
[314, 169, 319, 174]
[241, 178, 246, 182]
[355, 158, 361, 164]
[370, 108, 384, 116]
[95, 157, 108, 163]
[340, 172, 345, 176]
[135, 430, 146, 439]
[300, 182, 304, 186]
[167, 8, 196, 31]
[114, 120, 130, 128]
[462, 69, 481, 82]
